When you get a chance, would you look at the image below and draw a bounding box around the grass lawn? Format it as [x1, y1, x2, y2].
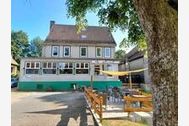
[102, 119, 148, 126]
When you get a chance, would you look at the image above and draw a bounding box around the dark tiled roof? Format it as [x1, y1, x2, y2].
[45, 24, 116, 45]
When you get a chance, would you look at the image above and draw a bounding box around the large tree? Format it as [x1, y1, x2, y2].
[29, 37, 44, 57]
[114, 49, 126, 60]
[66, 0, 178, 125]
[11, 30, 29, 63]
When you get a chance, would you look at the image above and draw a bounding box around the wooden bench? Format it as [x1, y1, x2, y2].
[124, 95, 153, 117]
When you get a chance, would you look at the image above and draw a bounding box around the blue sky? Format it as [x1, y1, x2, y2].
[11, 0, 129, 51]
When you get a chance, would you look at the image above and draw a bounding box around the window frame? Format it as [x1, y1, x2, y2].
[81, 35, 87, 39]
[63, 46, 71, 57]
[104, 47, 111, 58]
[80, 46, 87, 57]
[75, 62, 89, 74]
[52, 46, 59, 57]
[25, 62, 40, 74]
[42, 62, 57, 74]
[96, 47, 102, 57]
[59, 62, 73, 74]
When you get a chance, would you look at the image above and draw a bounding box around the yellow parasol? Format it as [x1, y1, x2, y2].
[100, 68, 148, 89]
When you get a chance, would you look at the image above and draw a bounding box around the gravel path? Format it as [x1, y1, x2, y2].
[11, 91, 96, 126]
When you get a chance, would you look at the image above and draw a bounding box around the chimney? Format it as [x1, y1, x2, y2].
[50, 20, 55, 30]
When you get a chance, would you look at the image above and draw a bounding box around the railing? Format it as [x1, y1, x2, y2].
[122, 83, 141, 89]
[124, 95, 153, 117]
[84, 88, 103, 123]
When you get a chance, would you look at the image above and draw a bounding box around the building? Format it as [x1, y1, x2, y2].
[11, 58, 18, 76]
[118, 47, 151, 90]
[18, 21, 122, 91]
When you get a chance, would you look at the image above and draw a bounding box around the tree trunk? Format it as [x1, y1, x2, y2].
[133, 0, 177, 126]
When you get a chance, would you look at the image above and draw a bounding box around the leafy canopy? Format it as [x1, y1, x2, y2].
[114, 49, 126, 60]
[11, 31, 44, 64]
[11, 30, 29, 63]
[29, 37, 44, 57]
[66, 0, 147, 50]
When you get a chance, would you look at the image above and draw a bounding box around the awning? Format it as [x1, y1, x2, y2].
[100, 68, 148, 76]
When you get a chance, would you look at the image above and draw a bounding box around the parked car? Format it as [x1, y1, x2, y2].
[11, 78, 18, 88]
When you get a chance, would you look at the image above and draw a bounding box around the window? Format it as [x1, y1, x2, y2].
[80, 47, 87, 57]
[35, 62, 40, 68]
[81, 63, 84, 68]
[64, 46, 70, 57]
[94, 65, 100, 75]
[107, 64, 113, 77]
[76, 62, 89, 74]
[81, 35, 87, 39]
[26, 62, 30, 68]
[59, 62, 73, 74]
[52, 46, 59, 57]
[96, 47, 102, 57]
[94, 64, 104, 75]
[107, 64, 112, 70]
[31, 62, 35, 68]
[105, 48, 111, 58]
[42, 62, 56, 74]
[25, 62, 40, 74]
[76, 63, 80, 68]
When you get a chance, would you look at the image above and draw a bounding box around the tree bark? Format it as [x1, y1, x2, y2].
[133, 0, 177, 126]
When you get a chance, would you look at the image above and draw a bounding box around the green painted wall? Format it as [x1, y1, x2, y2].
[18, 81, 122, 91]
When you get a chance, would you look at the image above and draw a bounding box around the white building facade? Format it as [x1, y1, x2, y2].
[18, 21, 121, 91]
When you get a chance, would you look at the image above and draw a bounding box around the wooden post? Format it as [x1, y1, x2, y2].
[99, 96, 103, 123]
[90, 75, 93, 89]
[129, 73, 132, 89]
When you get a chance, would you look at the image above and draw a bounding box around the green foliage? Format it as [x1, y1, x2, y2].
[11, 73, 19, 78]
[137, 35, 148, 57]
[11, 31, 44, 63]
[11, 30, 29, 63]
[114, 49, 126, 60]
[29, 37, 44, 57]
[66, 0, 105, 32]
[119, 35, 147, 56]
[66, 0, 147, 50]
[119, 38, 132, 50]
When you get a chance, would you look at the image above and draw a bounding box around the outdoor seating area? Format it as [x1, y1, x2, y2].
[84, 86, 153, 125]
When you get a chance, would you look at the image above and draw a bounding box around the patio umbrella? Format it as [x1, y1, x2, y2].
[100, 68, 148, 89]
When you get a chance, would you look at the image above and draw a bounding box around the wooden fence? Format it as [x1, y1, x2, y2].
[124, 95, 153, 117]
[84, 88, 103, 123]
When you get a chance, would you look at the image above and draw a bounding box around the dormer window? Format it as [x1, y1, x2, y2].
[52, 46, 59, 57]
[81, 35, 87, 39]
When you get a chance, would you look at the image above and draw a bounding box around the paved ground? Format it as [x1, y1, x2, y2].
[12, 90, 97, 126]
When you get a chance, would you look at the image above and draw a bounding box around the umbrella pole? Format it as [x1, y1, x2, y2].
[129, 73, 132, 89]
